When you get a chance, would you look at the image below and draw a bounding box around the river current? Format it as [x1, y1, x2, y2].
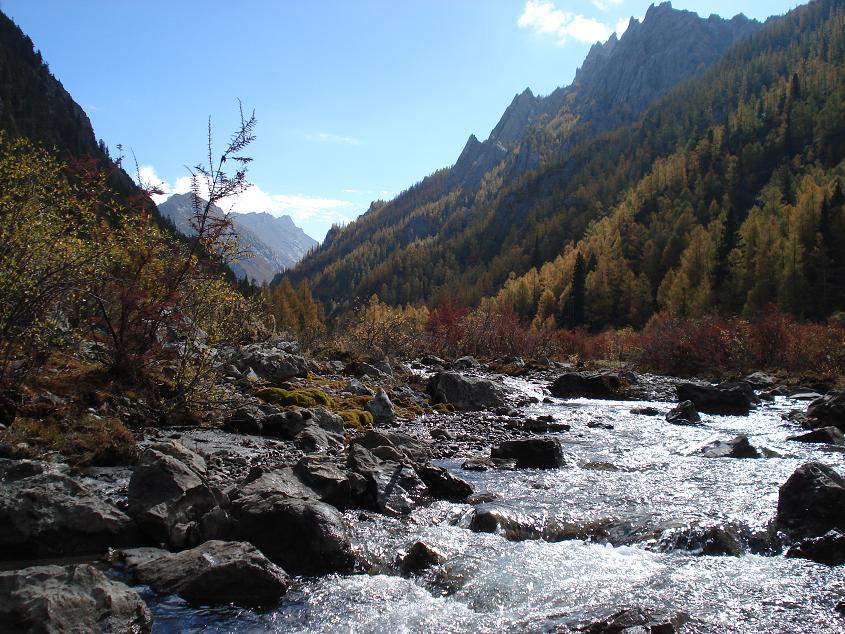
[145, 376, 845, 633]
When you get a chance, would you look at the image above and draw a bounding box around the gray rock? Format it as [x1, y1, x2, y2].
[147, 440, 207, 475]
[630, 406, 661, 416]
[365, 388, 396, 425]
[295, 456, 353, 509]
[420, 355, 445, 366]
[698, 435, 760, 459]
[427, 372, 507, 411]
[744, 372, 777, 388]
[350, 429, 432, 463]
[346, 378, 374, 396]
[0, 564, 151, 633]
[806, 391, 845, 431]
[579, 606, 680, 634]
[121, 540, 289, 607]
[666, 400, 701, 426]
[347, 445, 430, 515]
[232, 494, 354, 575]
[453, 356, 481, 370]
[777, 462, 845, 540]
[306, 407, 346, 435]
[295, 425, 344, 453]
[233, 342, 308, 382]
[223, 406, 264, 435]
[549, 372, 626, 399]
[262, 410, 309, 439]
[0, 472, 137, 559]
[787, 427, 845, 445]
[127, 449, 218, 548]
[491, 438, 565, 469]
[235, 467, 316, 501]
[676, 382, 758, 415]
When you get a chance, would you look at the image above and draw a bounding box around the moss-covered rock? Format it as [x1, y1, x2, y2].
[255, 387, 334, 408]
[338, 410, 374, 431]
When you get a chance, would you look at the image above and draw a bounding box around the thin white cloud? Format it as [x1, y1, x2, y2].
[304, 131, 360, 146]
[341, 188, 361, 194]
[518, 0, 611, 45]
[593, 0, 623, 13]
[137, 165, 172, 204]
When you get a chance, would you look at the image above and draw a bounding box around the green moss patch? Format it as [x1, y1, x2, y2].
[255, 387, 334, 408]
[338, 409, 374, 431]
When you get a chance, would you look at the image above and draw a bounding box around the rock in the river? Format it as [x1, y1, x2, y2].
[232, 342, 308, 382]
[787, 427, 845, 446]
[365, 388, 396, 425]
[468, 504, 543, 540]
[121, 540, 290, 607]
[0, 564, 152, 633]
[666, 400, 701, 425]
[578, 606, 680, 633]
[347, 445, 430, 515]
[676, 381, 758, 415]
[698, 435, 760, 459]
[415, 463, 473, 502]
[232, 493, 354, 575]
[127, 448, 219, 549]
[0, 471, 137, 559]
[491, 438, 564, 469]
[631, 406, 661, 416]
[549, 372, 627, 399]
[786, 529, 845, 566]
[399, 541, 446, 575]
[427, 372, 507, 411]
[806, 391, 845, 431]
[657, 523, 748, 556]
[777, 462, 845, 540]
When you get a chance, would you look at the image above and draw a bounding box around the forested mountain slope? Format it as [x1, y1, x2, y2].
[285, 2, 761, 314]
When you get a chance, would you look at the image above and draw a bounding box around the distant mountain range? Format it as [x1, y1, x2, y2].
[157, 193, 317, 284]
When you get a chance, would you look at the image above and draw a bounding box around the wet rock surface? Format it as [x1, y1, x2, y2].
[777, 462, 845, 540]
[676, 381, 758, 415]
[120, 540, 290, 607]
[698, 435, 761, 459]
[0, 564, 152, 633]
[491, 437, 565, 469]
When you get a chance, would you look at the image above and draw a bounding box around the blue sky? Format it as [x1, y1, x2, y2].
[3, 0, 799, 240]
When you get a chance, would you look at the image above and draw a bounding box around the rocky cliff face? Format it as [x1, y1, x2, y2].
[157, 194, 317, 284]
[450, 2, 759, 189]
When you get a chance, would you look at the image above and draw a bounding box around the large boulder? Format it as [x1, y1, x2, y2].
[0, 564, 152, 633]
[146, 440, 207, 476]
[665, 400, 701, 426]
[491, 438, 564, 469]
[232, 493, 355, 575]
[698, 435, 760, 459]
[120, 540, 289, 607]
[468, 504, 543, 540]
[806, 391, 845, 431]
[578, 606, 680, 633]
[347, 445, 431, 516]
[295, 456, 354, 509]
[365, 388, 396, 425]
[549, 372, 626, 399]
[776, 462, 845, 540]
[127, 449, 220, 549]
[427, 372, 507, 411]
[232, 342, 308, 382]
[0, 471, 137, 560]
[295, 425, 344, 453]
[676, 382, 758, 415]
